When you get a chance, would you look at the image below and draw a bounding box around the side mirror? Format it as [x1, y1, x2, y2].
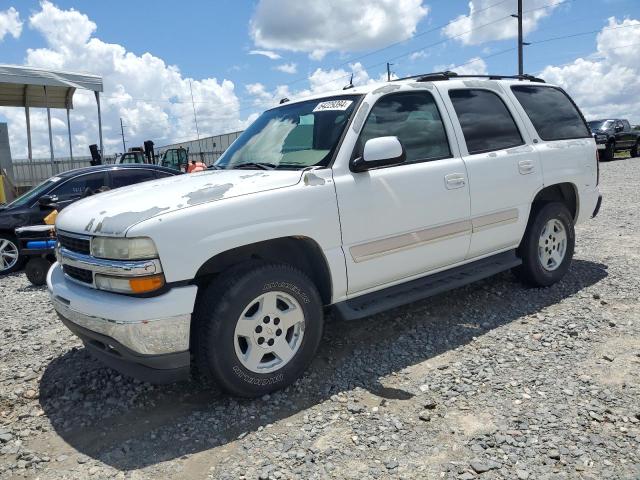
[350, 136, 406, 173]
[615, 125, 623, 132]
[38, 195, 57, 208]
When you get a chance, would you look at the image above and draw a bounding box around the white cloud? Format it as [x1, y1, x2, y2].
[250, 0, 429, 59]
[0, 1, 247, 157]
[0, 6, 22, 41]
[409, 50, 429, 62]
[443, 0, 562, 45]
[435, 56, 488, 75]
[540, 17, 640, 124]
[274, 62, 297, 74]
[248, 49, 281, 60]
[246, 62, 387, 111]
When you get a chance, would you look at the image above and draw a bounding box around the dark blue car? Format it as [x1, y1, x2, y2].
[0, 164, 181, 274]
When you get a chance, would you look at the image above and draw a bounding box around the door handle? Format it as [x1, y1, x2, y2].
[518, 160, 535, 175]
[445, 173, 466, 189]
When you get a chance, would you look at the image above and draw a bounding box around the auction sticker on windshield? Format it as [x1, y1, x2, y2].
[313, 100, 353, 112]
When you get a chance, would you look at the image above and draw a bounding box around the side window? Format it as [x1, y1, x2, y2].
[52, 173, 107, 199]
[111, 169, 156, 189]
[511, 85, 590, 141]
[622, 120, 631, 131]
[449, 89, 523, 154]
[358, 91, 451, 164]
[155, 170, 175, 179]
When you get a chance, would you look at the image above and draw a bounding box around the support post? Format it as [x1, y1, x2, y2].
[386, 62, 392, 82]
[66, 108, 73, 160]
[95, 91, 104, 157]
[44, 85, 55, 174]
[24, 85, 35, 186]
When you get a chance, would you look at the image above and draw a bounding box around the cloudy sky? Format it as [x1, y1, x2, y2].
[0, 0, 638, 158]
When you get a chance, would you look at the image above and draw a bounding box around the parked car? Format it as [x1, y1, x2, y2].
[587, 118, 640, 160]
[0, 164, 181, 275]
[49, 73, 601, 397]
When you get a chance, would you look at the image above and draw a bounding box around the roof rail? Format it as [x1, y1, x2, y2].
[393, 72, 545, 83]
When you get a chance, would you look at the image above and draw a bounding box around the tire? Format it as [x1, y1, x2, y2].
[631, 141, 639, 158]
[514, 202, 575, 287]
[0, 234, 23, 275]
[25, 257, 52, 286]
[602, 141, 615, 161]
[194, 262, 324, 397]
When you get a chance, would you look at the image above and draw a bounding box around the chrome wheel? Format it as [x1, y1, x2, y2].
[0, 238, 19, 273]
[233, 291, 305, 374]
[538, 219, 567, 271]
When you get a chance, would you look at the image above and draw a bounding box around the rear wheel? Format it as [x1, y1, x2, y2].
[631, 141, 639, 158]
[0, 234, 22, 275]
[514, 202, 575, 287]
[194, 262, 324, 397]
[25, 257, 52, 286]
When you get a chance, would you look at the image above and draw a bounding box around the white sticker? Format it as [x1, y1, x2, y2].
[50, 176, 62, 183]
[313, 100, 353, 112]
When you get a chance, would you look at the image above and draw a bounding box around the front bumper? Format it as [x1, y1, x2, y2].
[47, 263, 198, 383]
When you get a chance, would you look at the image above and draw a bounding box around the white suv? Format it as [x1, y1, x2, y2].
[48, 73, 602, 397]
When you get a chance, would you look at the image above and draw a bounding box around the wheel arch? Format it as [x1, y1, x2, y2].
[193, 236, 333, 306]
[530, 182, 579, 222]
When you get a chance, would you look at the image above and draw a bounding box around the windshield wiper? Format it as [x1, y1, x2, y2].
[232, 162, 276, 170]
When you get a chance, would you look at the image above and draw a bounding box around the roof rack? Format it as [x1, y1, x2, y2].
[393, 71, 545, 83]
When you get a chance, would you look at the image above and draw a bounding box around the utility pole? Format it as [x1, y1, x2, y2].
[511, 0, 530, 76]
[120, 117, 127, 152]
[386, 62, 393, 82]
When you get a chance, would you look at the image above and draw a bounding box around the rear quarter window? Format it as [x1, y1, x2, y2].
[511, 85, 590, 141]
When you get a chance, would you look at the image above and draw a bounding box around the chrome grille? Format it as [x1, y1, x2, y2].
[58, 233, 91, 255]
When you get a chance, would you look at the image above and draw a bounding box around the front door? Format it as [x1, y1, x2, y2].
[333, 89, 471, 294]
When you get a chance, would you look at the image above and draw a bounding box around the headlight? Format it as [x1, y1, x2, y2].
[91, 237, 158, 260]
[95, 273, 165, 294]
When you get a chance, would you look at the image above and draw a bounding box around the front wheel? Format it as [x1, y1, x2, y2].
[514, 202, 575, 287]
[194, 262, 324, 397]
[602, 142, 615, 161]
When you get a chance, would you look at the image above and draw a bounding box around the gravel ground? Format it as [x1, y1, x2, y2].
[1, 158, 639, 480]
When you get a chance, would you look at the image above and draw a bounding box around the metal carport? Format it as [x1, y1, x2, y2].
[0, 64, 104, 172]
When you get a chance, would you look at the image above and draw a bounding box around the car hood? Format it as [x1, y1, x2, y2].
[56, 169, 304, 236]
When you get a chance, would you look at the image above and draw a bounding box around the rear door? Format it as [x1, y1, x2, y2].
[509, 84, 596, 192]
[439, 83, 543, 259]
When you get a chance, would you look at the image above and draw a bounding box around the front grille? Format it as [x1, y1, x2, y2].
[63, 265, 93, 284]
[58, 233, 91, 255]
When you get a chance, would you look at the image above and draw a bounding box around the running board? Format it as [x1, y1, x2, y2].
[335, 250, 521, 321]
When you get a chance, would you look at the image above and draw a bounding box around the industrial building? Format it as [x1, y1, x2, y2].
[156, 130, 243, 165]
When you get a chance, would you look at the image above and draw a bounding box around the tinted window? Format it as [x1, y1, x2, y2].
[449, 89, 523, 154]
[52, 173, 107, 199]
[155, 170, 175, 179]
[111, 169, 156, 189]
[358, 91, 451, 163]
[511, 86, 590, 141]
[622, 120, 631, 131]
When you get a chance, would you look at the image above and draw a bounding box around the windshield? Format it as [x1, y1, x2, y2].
[588, 120, 613, 131]
[4, 178, 57, 208]
[215, 95, 360, 170]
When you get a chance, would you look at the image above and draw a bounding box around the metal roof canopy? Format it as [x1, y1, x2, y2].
[0, 64, 105, 170]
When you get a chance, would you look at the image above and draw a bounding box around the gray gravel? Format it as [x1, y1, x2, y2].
[1, 157, 639, 479]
